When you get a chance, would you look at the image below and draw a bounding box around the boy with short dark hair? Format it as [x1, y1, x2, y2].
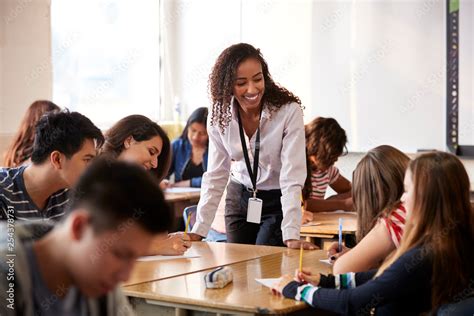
[0, 110, 104, 221]
[0, 159, 174, 315]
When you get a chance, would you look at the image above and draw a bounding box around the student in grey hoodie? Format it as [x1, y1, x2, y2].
[0, 158, 174, 315]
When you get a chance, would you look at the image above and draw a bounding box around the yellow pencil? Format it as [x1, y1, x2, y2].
[299, 244, 303, 272]
[184, 212, 192, 236]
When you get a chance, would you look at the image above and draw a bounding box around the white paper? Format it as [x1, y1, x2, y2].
[319, 210, 356, 215]
[165, 187, 201, 194]
[137, 254, 200, 262]
[301, 222, 322, 227]
[255, 277, 282, 288]
[319, 259, 333, 265]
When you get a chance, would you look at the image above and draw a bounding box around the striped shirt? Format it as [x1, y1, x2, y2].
[380, 204, 406, 248]
[0, 166, 69, 221]
[309, 165, 340, 199]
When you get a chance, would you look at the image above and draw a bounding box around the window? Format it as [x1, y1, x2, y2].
[51, 0, 160, 129]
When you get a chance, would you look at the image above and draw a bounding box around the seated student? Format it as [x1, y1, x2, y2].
[101, 114, 191, 254]
[0, 110, 104, 221]
[0, 159, 174, 315]
[274, 152, 474, 315]
[162, 107, 208, 188]
[302, 117, 352, 224]
[327, 145, 410, 274]
[3, 100, 60, 167]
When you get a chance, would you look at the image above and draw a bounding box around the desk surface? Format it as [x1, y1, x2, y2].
[124, 242, 286, 286]
[300, 211, 357, 236]
[164, 190, 200, 203]
[124, 249, 331, 315]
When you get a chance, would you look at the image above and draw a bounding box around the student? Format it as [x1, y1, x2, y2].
[0, 158, 174, 315]
[302, 117, 352, 223]
[3, 100, 60, 167]
[163, 107, 209, 188]
[188, 43, 316, 249]
[0, 110, 104, 221]
[101, 115, 190, 254]
[274, 152, 474, 315]
[101, 114, 171, 182]
[327, 145, 409, 274]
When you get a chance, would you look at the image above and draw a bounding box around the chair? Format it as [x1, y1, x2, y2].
[183, 205, 227, 242]
[183, 205, 197, 232]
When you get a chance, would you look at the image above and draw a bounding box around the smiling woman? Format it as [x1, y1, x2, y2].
[100, 115, 171, 182]
[188, 43, 316, 250]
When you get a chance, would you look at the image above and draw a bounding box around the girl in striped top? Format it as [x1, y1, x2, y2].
[302, 117, 353, 223]
[328, 145, 410, 274]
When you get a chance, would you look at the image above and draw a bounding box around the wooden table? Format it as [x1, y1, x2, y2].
[300, 212, 357, 249]
[124, 248, 332, 315]
[124, 242, 286, 286]
[165, 190, 201, 203]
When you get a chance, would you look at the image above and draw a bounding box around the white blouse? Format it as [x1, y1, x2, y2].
[192, 100, 306, 242]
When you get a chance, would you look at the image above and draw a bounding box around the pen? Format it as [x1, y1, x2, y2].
[184, 212, 192, 237]
[338, 218, 343, 252]
[299, 244, 303, 272]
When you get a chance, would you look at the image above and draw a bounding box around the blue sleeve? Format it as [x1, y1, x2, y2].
[167, 139, 179, 179]
[190, 177, 202, 188]
[282, 248, 431, 314]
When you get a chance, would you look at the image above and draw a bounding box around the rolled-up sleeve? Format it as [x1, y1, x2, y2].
[279, 105, 306, 241]
[192, 121, 231, 237]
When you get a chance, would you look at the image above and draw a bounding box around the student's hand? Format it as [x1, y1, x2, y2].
[173, 232, 204, 241]
[295, 267, 320, 286]
[271, 274, 294, 296]
[285, 239, 319, 250]
[173, 180, 191, 188]
[160, 180, 171, 190]
[327, 241, 350, 262]
[342, 197, 353, 211]
[149, 234, 192, 256]
[301, 210, 314, 224]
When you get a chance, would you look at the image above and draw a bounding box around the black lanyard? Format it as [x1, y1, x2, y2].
[237, 109, 261, 198]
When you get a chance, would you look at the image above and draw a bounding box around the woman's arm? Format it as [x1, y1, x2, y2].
[332, 220, 395, 274]
[304, 175, 353, 212]
[279, 247, 430, 315]
[279, 104, 317, 249]
[304, 198, 352, 212]
[190, 122, 230, 239]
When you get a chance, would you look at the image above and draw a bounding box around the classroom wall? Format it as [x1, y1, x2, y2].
[0, 0, 53, 155]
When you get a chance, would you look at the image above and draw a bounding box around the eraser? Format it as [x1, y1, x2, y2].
[204, 266, 233, 289]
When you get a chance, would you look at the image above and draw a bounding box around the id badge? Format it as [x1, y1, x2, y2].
[246, 197, 263, 224]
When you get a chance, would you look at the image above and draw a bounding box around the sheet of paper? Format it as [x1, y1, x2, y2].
[319, 210, 356, 215]
[255, 277, 282, 288]
[137, 254, 200, 262]
[301, 222, 321, 227]
[319, 259, 333, 265]
[165, 187, 201, 194]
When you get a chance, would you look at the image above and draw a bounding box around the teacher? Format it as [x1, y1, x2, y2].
[188, 43, 316, 249]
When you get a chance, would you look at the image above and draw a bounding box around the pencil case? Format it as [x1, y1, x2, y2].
[204, 266, 233, 289]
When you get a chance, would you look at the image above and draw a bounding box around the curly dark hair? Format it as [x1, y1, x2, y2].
[101, 115, 171, 182]
[208, 43, 301, 132]
[302, 117, 348, 200]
